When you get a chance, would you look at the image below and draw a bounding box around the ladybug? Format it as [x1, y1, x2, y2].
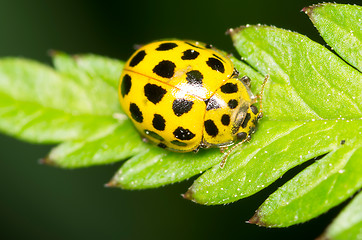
[119, 40, 266, 166]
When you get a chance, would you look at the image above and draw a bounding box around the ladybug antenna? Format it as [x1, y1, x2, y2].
[257, 75, 269, 118]
[220, 137, 249, 169]
[219, 75, 269, 169]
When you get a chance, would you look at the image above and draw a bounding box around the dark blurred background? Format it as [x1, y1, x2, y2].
[0, 0, 359, 239]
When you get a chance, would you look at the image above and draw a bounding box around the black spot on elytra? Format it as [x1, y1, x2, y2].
[204, 120, 219, 137]
[129, 103, 143, 123]
[181, 49, 200, 60]
[221, 114, 230, 126]
[221, 83, 238, 94]
[185, 42, 204, 49]
[173, 127, 195, 140]
[237, 132, 247, 140]
[153, 60, 176, 78]
[241, 113, 251, 128]
[158, 143, 167, 149]
[186, 70, 203, 86]
[228, 99, 238, 109]
[250, 105, 258, 115]
[156, 42, 178, 51]
[206, 57, 225, 73]
[129, 50, 146, 67]
[144, 129, 164, 141]
[205, 97, 221, 111]
[144, 83, 167, 104]
[171, 140, 187, 147]
[121, 74, 132, 97]
[172, 99, 194, 116]
[152, 114, 166, 131]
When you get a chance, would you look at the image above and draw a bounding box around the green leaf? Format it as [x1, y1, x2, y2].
[322, 191, 362, 240]
[52, 51, 124, 88]
[0, 91, 118, 143]
[46, 120, 148, 168]
[250, 142, 362, 227]
[0, 58, 121, 143]
[109, 148, 221, 189]
[186, 24, 362, 226]
[304, 3, 362, 72]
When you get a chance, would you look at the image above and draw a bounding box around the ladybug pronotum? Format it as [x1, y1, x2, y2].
[119, 40, 266, 165]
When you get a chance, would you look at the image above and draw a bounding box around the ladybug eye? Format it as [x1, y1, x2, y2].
[236, 132, 247, 140]
[250, 105, 258, 115]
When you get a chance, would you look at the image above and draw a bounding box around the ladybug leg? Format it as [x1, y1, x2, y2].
[219, 135, 251, 169]
[193, 146, 200, 153]
[219, 146, 228, 153]
[231, 68, 239, 78]
[142, 137, 149, 143]
[256, 75, 269, 118]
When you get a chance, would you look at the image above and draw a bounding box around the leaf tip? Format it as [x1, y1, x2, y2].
[38, 156, 57, 166]
[106, 170, 126, 188]
[301, 6, 313, 15]
[182, 188, 194, 201]
[315, 233, 329, 240]
[227, 25, 255, 36]
[48, 49, 62, 57]
[247, 210, 266, 226]
[105, 178, 121, 188]
[225, 28, 237, 35]
[302, 3, 327, 16]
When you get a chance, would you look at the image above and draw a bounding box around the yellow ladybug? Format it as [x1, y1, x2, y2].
[119, 40, 266, 166]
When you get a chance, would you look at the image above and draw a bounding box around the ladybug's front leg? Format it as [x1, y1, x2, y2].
[256, 74, 269, 118]
[193, 146, 200, 153]
[219, 146, 228, 153]
[219, 136, 251, 169]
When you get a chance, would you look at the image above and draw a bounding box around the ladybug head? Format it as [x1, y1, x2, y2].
[235, 104, 259, 141]
[202, 75, 258, 148]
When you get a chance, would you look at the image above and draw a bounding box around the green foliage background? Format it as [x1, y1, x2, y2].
[0, 0, 361, 239]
